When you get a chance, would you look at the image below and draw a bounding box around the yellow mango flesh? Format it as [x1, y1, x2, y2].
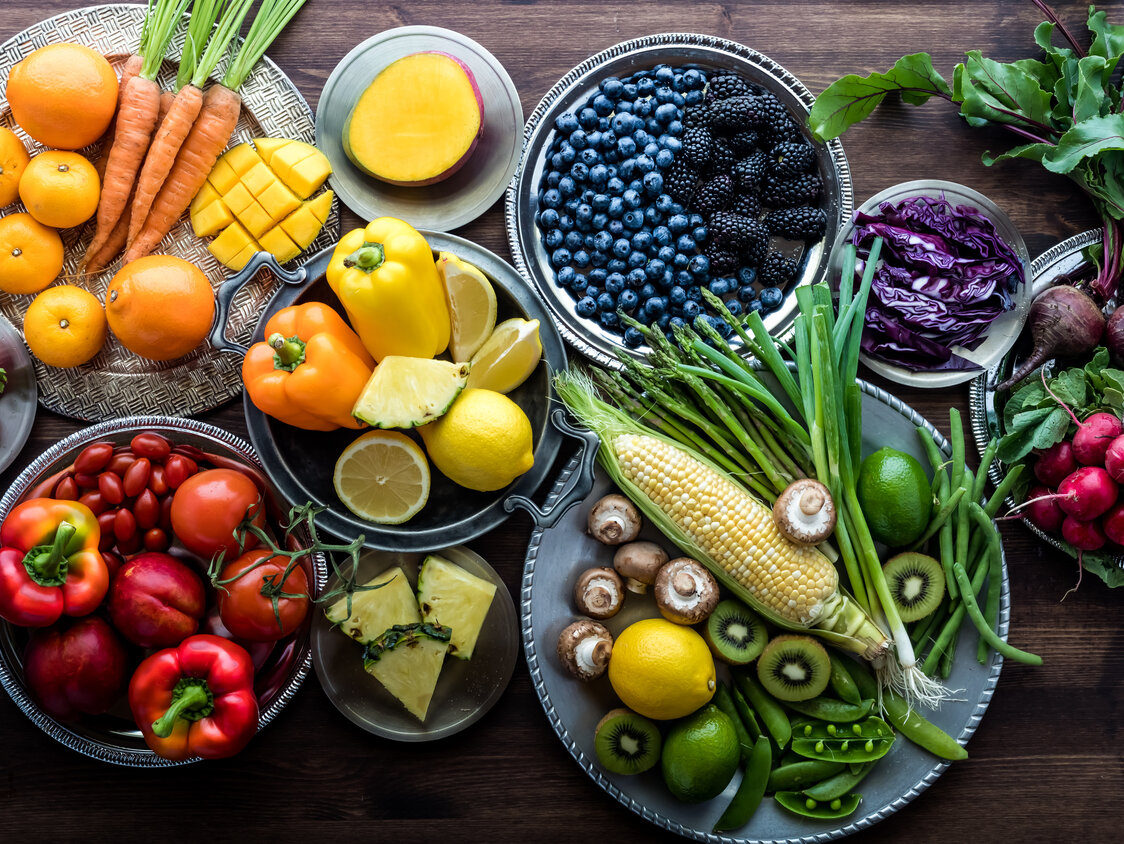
[344, 52, 483, 186]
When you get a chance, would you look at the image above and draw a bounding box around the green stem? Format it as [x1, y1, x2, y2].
[269, 333, 306, 371]
[345, 243, 386, 273]
[151, 679, 213, 737]
[22, 522, 76, 586]
[222, 0, 308, 91]
[951, 562, 1042, 665]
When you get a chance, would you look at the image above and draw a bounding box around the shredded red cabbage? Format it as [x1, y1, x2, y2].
[849, 194, 1024, 372]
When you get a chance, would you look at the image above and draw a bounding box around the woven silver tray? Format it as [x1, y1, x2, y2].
[0, 4, 340, 421]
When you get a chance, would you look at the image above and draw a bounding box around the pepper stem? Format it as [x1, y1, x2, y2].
[22, 521, 76, 586]
[344, 242, 386, 274]
[269, 333, 307, 371]
[151, 679, 214, 738]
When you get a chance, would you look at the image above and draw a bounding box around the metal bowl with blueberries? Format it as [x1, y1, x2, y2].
[505, 33, 853, 368]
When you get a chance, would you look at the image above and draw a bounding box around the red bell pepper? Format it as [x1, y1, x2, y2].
[128, 634, 259, 760]
[0, 498, 108, 627]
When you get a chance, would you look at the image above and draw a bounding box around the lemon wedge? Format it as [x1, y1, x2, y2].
[465, 317, 542, 394]
[333, 430, 431, 524]
[437, 251, 497, 362]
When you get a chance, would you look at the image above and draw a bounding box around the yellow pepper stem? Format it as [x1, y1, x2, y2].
[345, 242, 386, 274]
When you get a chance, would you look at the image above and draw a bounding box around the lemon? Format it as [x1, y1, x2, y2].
[351, 356, 470, 428]
[437, 251, 497, 362]
[465, 317, 542, 394]
[333, 430, 431, 524]
[418, 388, 534, 491]
[608, 618, 716, 721]
[660, 704, 740, 803]
[856, 446, 933, 547]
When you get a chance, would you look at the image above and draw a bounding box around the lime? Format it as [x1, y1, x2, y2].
[856, 446, 933, 547]
[465, 317, 542, 394]
[333, 430, 431, 524]
[607, 618, 716, 721]
[660, 704, 740, 802]
[437, 251, 497, 362]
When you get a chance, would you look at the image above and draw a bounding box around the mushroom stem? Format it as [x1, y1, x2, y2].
[799, 487, 825, 516]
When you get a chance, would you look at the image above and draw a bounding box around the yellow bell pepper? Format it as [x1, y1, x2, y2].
[326, 217, 450, 361]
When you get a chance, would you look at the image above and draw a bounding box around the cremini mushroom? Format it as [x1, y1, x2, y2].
[573, 566, 625, 620]
[613, 540, 668, 594]
[587, 494, 642, 545]
[556, 619, 614, 681]
[773, 479, 837, 545]
[654, 557, 720, 624]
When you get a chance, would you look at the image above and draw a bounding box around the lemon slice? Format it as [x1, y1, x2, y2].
[333, 430, 431, 525]
[352, 356, 470, 428]
[437, 251, 497, 362]
[465, 318, 542, 394]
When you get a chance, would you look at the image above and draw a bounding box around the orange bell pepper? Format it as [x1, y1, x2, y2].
[241, 302, 375, 431]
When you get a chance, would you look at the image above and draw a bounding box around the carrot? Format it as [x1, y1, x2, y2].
[81, 0, 188, 269]
[128, 0, 251, 246]
[125, 0, 308, 263]
[94, 53, 145, 181]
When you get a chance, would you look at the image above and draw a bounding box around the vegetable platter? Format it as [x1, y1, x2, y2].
[0, 4, 339, 422]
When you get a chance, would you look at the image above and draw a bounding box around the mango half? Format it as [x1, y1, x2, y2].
[343, 51, 484, 186]
[191, 138, 334, 270]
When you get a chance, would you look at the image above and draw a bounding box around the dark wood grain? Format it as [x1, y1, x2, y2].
[0, 2, 1119, 842]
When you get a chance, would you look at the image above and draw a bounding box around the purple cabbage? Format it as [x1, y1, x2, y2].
[849, 194, 1024, 371]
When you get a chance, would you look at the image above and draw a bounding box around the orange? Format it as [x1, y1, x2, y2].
[6, 44, 118, 150]
[0, 128, 31, 207]
[0, 213, 65, 294]
[19, 151, 100, 229]
[23, 284, 106, 368]
[105, 255, 216, 361]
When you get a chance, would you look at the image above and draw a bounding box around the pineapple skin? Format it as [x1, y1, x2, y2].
[362, 623, 452, 721]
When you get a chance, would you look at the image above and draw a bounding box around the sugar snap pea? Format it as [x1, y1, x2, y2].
[802, 761, 876, 801]
[714, 680, 755, 765]
[827, 651, 861, 705]
[952, 561, 1043, 665]
[790, 716, 894, 763]
[766, 758, 846, 792]
[730, 683, 762, 743]
[774, 790, 862, 820]
[784, 696, 874, 723]
[733, 669, 791, 750]
[713, 736, 772, 832]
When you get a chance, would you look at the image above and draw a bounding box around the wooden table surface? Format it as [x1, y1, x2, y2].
[1, 1, 1119, 842]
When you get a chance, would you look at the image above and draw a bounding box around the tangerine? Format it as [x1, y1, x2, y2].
[23, 284, 106, 368]
[0, 213, 65, 295]
[0, 128, 31, 207]
[105, 255, 216, 361]
[19, 151, 100, 229]
[6, 44, 118, 150]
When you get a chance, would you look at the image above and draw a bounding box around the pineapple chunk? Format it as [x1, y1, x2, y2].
[363, 623, 451, 721]
[325, 566, 420, 644]
[416, 555, 497, 660]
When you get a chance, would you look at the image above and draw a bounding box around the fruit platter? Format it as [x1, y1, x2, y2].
[1, 1, 1121, 842]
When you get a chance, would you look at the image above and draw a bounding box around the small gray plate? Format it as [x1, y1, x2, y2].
[316, 25, 523, 231]
[0, 314, 36, 474]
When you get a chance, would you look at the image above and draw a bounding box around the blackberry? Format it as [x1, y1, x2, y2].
[708, 95, 766, 131]
[758, 251, 799, 287]
[680, 127, 715, 170]
[706, 139, 738, 176]
[705, 73, 753, 102]
[704, 242, 740, 275]
[731, 150, 770, 192]
[708, 211, 768, 252]
[664, 161, 699, 203]
[727, 192, 760, 219]
[727, 130, 760, 156]
[765, 206, 828, 240]
[771, 140, 816, 178]
[760, 172, 823, 208]
[683, 105, 711, 129]
[757, 91, 799, 142]
[693, 172, 734, 217]
[739, 236, 768, 269]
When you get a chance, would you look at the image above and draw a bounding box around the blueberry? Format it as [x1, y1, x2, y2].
[564, 231, 584, 250]
[612, 237, 631, 259]
[606, 176, 625, 196]
[688, 213, 705, 228]
[676, 234, 696, 253]
[578, 107, 599, 129]
[599, 130, 617, 151]
[644, 257, 665, 279]
[685, 282, 703, 300]
[643, 171, 663, 196]
[644, 297, 667, 319]
[627, 268, 647, 288]
[683, 68, 704, 89]
[682, 300, 702, 320]
[631, 230, 653, 251]
[589, 268, 608, 284]
[654, 102, 678, 124]
[607, 219, 625, 236]
[559, 145, 576, 165]
[670, 91, 685, 108]
[617, 136, 637, 158]
[572, 249, 590, 268]
[725, 299, 743, 317]
[563, 198, 579, 213]
[641, 207, 661, 228]
[668, 213, 690, 234]
[605, 272, 626, 294]
[542, 188, 562, 209]
[575, 296, 597, 317]
[668, 201, 685, 216]
[539, 208, 560, 229]
[623, 209, 645, 230]
[557, 176, 577, 198]
[627, 250, 647, 269]
[570, 162, 589, 182]
[592, 212, 609, 231]
[623, 326, 645, 348]
[654, 66, 674, 84]
[658, 268, 675, 288]
[715, 319, 733, 338]
[709, 277, 730, 295]
[595, 292, 615, 313]
[632, 128, 652, 147]
[760, 286, 784, 311]
[636, 77, 655, 96]
[633, 97, 653, 117]
[600, 77, 624, 98]
[737, 266, 758, 287]
[656, 245, 676, 264]
[592, 93, 615, 116]
[627, 178, 644, 194]
[635, 154, 656, 174]
[570, 273, 588, 294]
[611, 112, 634, 135]
[673, 253, 690, 270]
[747, 298, 764, 313]
[556, 266, 575, 286]
[591, 192, 610, 211]
[652, 226, 672, 247]
[581, 187, 596, 202]
[599, 311, 620, 330]
[586, 130, 603, 150]
[584, 286, 601, 300]
[663, 132, 683, 149]
[622, 188, 642, 210]
[643, 141, 661, 158]
[593, 231, 613, 252]
[618, 158, 636, 180]
[569, 129, 588, 150]
[614, 99, 633, 114]
[691, 225, 708, 243]
[623, 82, 638, 98]
[619, 289, 639, 311]
[684, 89, 704, 106]
[554, 112, 579, 134]
[736, 284, 757, 302]
[655, 86, 676, 104]
[689, 254, 710, 276]
[548, 155, 564, 174]
[669, 285, 687, 305]
[639, 282, 658, 300]
[605, 258, 626, 274]
[576, 203, 593, 224]
[656, 312, 672, 330]
[590, 250, 608, 268]
[607, 197, 625, 218]
[558, 214, 574, 232]
[603, 149, 620, 165]
[579, 148, 600, 167]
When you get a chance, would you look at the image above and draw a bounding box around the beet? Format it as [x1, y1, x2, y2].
[1057, 466, 1118, 520]
[997, 286, 1105, 392]
[1034, 440, 1078, 487]
[1024, 484, 1065, 533]
[1072, 412, 1124, 465]
[1106, 306, 1124, 365]
[1061, 515, 1107, 551]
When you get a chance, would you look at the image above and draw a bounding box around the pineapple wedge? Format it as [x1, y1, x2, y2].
[363, 623, 451, 721]
[324, 566, 420, 643]
[351, 357, 470, 429]
[416, 555, 497, 660]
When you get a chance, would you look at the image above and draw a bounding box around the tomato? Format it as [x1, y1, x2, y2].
[169, 468, 265, 559]
[217, 549, 310, 642]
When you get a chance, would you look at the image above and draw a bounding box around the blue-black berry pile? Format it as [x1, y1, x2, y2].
[535, 64, 826, 349]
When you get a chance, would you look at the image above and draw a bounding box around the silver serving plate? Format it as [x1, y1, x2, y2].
[524, 383, 1007, 842]
[0, 314, 37, 474]
[0, 4, 339, 422]
[505, 33, 853, 370]
[0, 417, 326, 766]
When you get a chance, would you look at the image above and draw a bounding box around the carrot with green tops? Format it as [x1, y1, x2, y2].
[128, 0, 252, 246]
[81, 0, 188, 270]
[125, 0, 308, 264]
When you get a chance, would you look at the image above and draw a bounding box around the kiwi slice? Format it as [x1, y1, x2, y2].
[883, 551, 945, 623]
[704, 599, 768, 665]
[757, 634, 831, 702]
[593, 708, 662, 775]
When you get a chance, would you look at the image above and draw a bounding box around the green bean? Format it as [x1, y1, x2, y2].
[938, 498, 959, 602]
[955, 473, 974, 599]
[730, 684, 762, 743]
[917, 426, 948, 475]
[971, 501, 1005, 665]
[775, 790, 862, 819]
[713, 736, 772, 832]
[713, 681, 755, 765]
[802, 761, 876, 801]
[784, 696, 874, 723]
[922, 547, 990, 676]
[966, 463, 1025, 566]
[974, 438, 999, 504]
[909, 595, 949, 653]
[733, 669, 792, 750]
[766, 759, 846, 792]
[907, 486, 966, 554]
[827, 651, 862, 705]
[948, 407, 966, 494]
[952, 561, 1043, 665]
[938, 623, 957, 679]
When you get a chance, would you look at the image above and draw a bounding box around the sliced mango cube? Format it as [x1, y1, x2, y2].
[225, 241, 261, 272]
[223, 142, 262, 176]
[209, 220, 260, 268]
[235, 198, 275, 240]
[274, 142, 331, 199]
[253, 137, 290, 167]
[256, 180, 302, 222]
[306, 189, 334, 225]
[222, 182, 256, 216]
[191, 196, 234, 238]
[241, 160, 277, 197]
[258, 225, 301, 264]
[207, 157, 241, 194]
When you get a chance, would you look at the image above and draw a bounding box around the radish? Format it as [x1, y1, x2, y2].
[1024, 484, 1065, 532]
[1072, 412, 1124, 465]
[996, 286, 1105, 392]
[1061, 515, 1107, 551]
[1104, 435, 1124, 482]
[1057, 466, 1118, 520]
[1101, 501, 1124, 546]
[1034, 440, 1078, 487]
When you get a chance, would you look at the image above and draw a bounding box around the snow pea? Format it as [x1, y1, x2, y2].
[802, 761, 876, 801]
[713, 735, 772, 832]
[827, 651, 861, 705]
[790, 716, 895, 763]
[766, 759, 846, 792]
[785, 696, 873, 723]
[714, 680, 755, 765]
[775, 790, 862, 820]
[733, 669, 791, 750]
[730, 683, 763, 743]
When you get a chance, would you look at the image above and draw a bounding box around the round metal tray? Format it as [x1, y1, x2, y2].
[524, 382, 1007, 841]
[0, 4, 339, 422]
[0, 417, 326, 766]
[0, 314, 37, 474]
[504, 32, 853, 370]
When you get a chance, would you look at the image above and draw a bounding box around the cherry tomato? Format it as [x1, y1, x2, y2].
[122, 458, 151, 497]
[142, 528, 170, 553]
[133, 489, 160, 531]
[53, 475, 79, 501]
[130, 432, 171, 461]
[79, 490, 107, 516]
[107, 452, 137, 477]
[114, 508, 138, 544]
[148, 464, 168, 496]
[217, 549, 310, 642]
[169, 468, 264, 559]
[164, 454, 199, 490]
[74, 442, 114, 474]
[97, 510, 117, 551]
[73, 472, 99, 490]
